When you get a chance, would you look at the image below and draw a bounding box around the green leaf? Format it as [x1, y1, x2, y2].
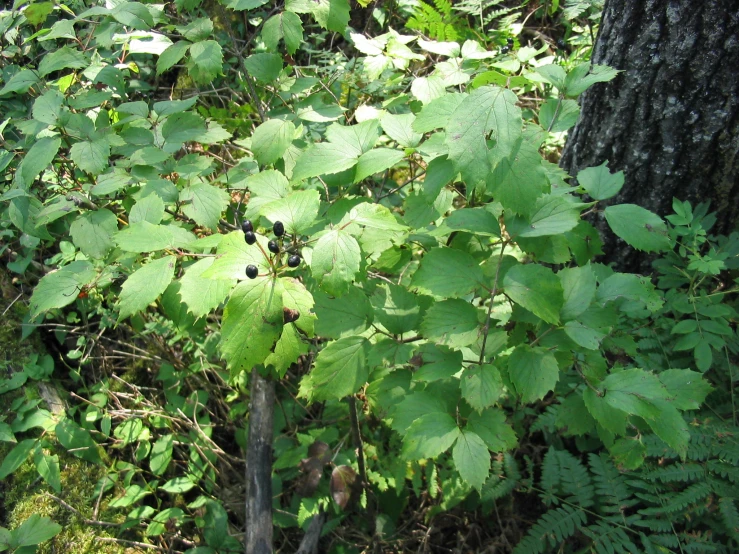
[354, 148, 405, 182]
[564, 63, 619, 97]
[577, 161, 624, 200]
[420, 299, 480, 348]
[162, 112, 206, 144]
[157, 40, 192, 75]
[261, 190, 320, 235]
[391, 391, 446, 434]
[186, 40, 223, 83]
[301, 336, 369, 401]
[243, 53, 283, 82]
[604, 204, 672, 253]
[445, 86, 521, 187]
[371, 283, 420, 335]
[339, 202, 407, 233]
[559, 265, 596, 321]
[453, 430, 489, 490]
[508, 345, 560, 403]
[402, 413, 460, 460]
[503, 264, 563, 324]
[178, 258, 234, 318]
[227, 0, 269, 10]
[413, 343, 463, 382]
[56, 418, 100, 464]
[17, 137, 61, 189]
[146, 508, 184, 536]
[601, 369, 670, 420]
[609, 438, 646, 470]
[461, 364, 503, 412]
[262, 11, 304, 55]
[646, 401, 689, 454]
[160, 476, 196, 493]
[32, 89, 64, 125]
[118, 256, 177, 320]
[694, 340, 712, 371]
[10, 514, 62, 547]
[467, 408, 517, 451]
[0, 70, 40, 96]
[564, 321, 605, 350]
[488, 136, 548, 216]
[314, 287, 372, 338]
[303, 0, 350, 32]
[130, 194, 165, 225]
[114, 418, 144, 446]
[310, 230, 361, 296]
[29, 261, 97, 319]
[252, 119, 296, 166]
[381, 113, 422, 148]
[413, 92, 466, 133]
[265, 323, 308, 378]
[292, 142, 358, 181]
[0, 439, 37, 479]
[69, 140, 110, 175]
[583, 387, 627, 436]
[70, 209, 118, 259]
[201, 231, 271, 281]
[281, 278, 316, 337]
[38, 46, 89, 77]
[445, 207, 501, 237]
[0, 422, 15, 443]
[33, 449, 61, 493]
[411, 248, 483, 298]
[112, 2, 154, 29]
[179, 182, 230, 230]
[220, 278, 284, 375]
[150, 434, 174, 476]
[203, 500, 228, 549]
[506, 195, 582, 238]
[114, 222, 196, 252]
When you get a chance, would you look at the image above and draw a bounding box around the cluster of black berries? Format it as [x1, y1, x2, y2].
[242, 219, 301, 279]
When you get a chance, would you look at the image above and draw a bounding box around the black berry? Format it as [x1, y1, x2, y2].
[245, 265, 258, 279]
[244, 231, 256, 245]
[241, 219, 253, 233]
[268, 240, 279, 254]
[273, 221, 285, 237]
[288, 254, 301, 268]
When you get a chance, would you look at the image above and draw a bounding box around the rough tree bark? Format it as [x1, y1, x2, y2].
[244, 368, 275, 554]
[560, 0, 739, 271]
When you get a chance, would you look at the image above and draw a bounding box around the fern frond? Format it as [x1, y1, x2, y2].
[707, 460, 739, 483]
[513, 505, 587, 554]
[481, 453, 519, 506]
[589, 453, 635, 513]
[542, 449, 594, 508]
[432, 0, 452, 16]
[633, 517, 674, 533]
[645, 463, 705, 483]
[640, 481, 712, 515]
[581, 521, 639, 554]
[719, 497, 739, 541]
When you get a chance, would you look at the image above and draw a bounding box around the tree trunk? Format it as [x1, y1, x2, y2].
[560, 0, 739, 271]
[244, 368, 275, 554]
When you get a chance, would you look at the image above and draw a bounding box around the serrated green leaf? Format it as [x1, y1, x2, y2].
[178, 258, 234, 318]
[445, 207, 501, 237]
[187, 40, 223, 83]
[262, 11, 304, 55]
[243, 52, 282, 82]
[252, 119, 296, 166]
[220, 278, 284, 375]
[413, 343, 463, 382]
[162, 112, 206, 144]
[118, 256, 177, 320]
[577, 161, 624, 200]
[503, 264, 563, 324]
[507, 195, 582, 238]
[29, 261, 96, 319]
[16, 137, 61, 189]
[564, 320, 604, 350]
[371, 283, 420, 335]
[354, 148, 406, 182]
[157, 40, 191, 75]
[292, 142, 359, 181]
[508, 345, 560, 403]
[339, 202, 407, 232]
[412, 248, 483, 298]
[32, 89, 64, 125]
[413, 93, 466, 133]
[381, 113, 422, 148]
[646, 400, 689, 455]
[130, 194, 165, 225]
[69, 140, 110, 175]
[601, 368, 670, 420]
[0, 439, 38, 480]
[488, 136, 548, 215]
[301, 336, 369, 401]
[391, 391, 446, 434]
[604, 204, 672, 253]
[304, 0, 350, 32]
[160, 476, 196, 493]
[179, 182, 230, 230]
[150, 434, 173, 476]
[314, 287, 373, 338]
[461, 364, 503, 412]
[559, 265, 596, 321]
[70, 209, 118, 259]
[446, 86, 522, 187]
[467, 408, 517, 451]
[310, 230, 361, 296]
[265, 323, 308, 378]
[402, 412, 460, 460]
[38, 46, 89, 77]
[453, 430, 489, 490]
[420, 299, 479, 347]
[114, 222, 196, 252]
[261, 190, 320, 235]
[0, 70, 40, 96]
[281, 278, 316, 337]
[10, 514, 62, 547]
[564, 63, 619, 97]
[201, 231, 271, 280]
[657, 369, 711, 410]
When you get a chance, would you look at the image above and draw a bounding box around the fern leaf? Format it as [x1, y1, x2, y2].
[645, 463, 705, 483]
[542, 449, 594, 508]
[719, 497, 739, 541]
[513, 505, 587, 554]
[582, 521, 640, 554]
[589, 453, 636, 513]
